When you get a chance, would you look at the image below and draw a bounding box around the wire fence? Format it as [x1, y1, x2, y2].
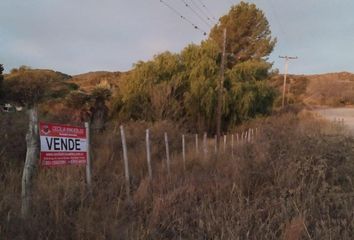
[116, 125, 261, 200]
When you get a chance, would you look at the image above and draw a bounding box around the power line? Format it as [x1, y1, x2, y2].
[188, 0, 216, 25]
[180, 0, 212, 28]
[159, 0, 207, 35]
[196, 0, 217, 21]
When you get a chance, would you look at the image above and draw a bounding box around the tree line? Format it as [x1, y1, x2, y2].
[113, 2, 277, 133]
[1, 2, 278, 134]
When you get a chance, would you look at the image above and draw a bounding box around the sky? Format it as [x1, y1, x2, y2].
[0, 0, 353, 75]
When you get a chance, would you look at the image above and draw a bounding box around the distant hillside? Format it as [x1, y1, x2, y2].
[5, 67, 72, 82]
[4, 67, 77, 99]
[6, 67, 353, 108]
[70, 71, 126, 92]
[5, 68, 126, 93]
[304, 72, 354, 106]
[271, 72, 354, 107]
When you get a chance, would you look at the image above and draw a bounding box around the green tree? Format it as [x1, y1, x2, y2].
[223, 60, 276, 125]
[115, 52, 186, 121]
[181, 41, 220, 132]
[227, 79, 276, 124]
[111, 2, 277, 133]
[228, 60, 272, 82]
[209, 1, 276, 67]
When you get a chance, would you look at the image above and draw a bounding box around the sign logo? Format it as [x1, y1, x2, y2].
[40, 125, 51, 135]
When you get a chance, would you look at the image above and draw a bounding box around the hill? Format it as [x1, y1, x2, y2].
[5, 68, 126, 94]
[5, 67, 72, 82]
[271, 71, 354, 107]
[3, 67, 78, 101]
[70, 71, 126, 92]
[304, 72, 354, 106]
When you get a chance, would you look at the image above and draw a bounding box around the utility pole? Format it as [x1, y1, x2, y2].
[216, 28, 227, 152]
[279, 56, 298, 108]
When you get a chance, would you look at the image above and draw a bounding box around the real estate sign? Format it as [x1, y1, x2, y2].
[39, 122, 88, 166]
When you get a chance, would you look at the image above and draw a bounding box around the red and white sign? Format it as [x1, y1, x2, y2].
[39, 122, 88, 167]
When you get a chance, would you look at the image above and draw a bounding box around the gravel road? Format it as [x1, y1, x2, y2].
[314, 108, 354, 132]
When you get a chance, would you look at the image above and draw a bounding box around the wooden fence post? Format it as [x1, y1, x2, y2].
[21, 106, 39, 219]
[164, 132, 171, 175]
[182, 134, 186, 171]
[120, 125, 131, 203]
[146, 129, 152, 180]
[85, 122, 92, 194]
[231, 134, 234, 159]
[203, 132, 208, 158]
[214, 135, 217, 154]
[223, 134, 227, 152]
[195, 134, 199, 155]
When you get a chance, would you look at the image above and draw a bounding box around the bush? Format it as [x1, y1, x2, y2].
[1, 113, 353, 239]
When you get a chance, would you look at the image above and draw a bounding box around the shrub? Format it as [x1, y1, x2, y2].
[1, 113, 353, 239]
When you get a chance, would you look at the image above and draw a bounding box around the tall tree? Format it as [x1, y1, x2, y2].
[112, 2, 277, 133]
[115, 52, 186, 121]
[209, 1, 276, 67]
[5, 67, 44, 219]
[181, 41, 220, 132]
[4, 67, 74, 218]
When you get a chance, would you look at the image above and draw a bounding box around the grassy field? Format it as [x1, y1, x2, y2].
[1, 111, 353, 239]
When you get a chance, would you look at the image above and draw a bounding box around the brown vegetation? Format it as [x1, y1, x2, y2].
[305, 72, 354, 106]
[70, 71, 124, 92]
[271, 72, 354, 107]
[0, 112, 353, 239]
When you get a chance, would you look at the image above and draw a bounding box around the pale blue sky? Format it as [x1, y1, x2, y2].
[0, 0, 353, 75]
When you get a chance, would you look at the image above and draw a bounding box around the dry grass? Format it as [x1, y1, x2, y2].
[305, 72, 354, 106]
[70, 71, 124, 92]
[271, 72, 354, 107]
[0, 112, 354, 239]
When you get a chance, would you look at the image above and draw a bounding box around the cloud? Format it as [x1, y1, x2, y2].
[0, 0, 353, 74]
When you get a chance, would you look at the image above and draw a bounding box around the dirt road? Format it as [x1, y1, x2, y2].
[314, 107, 354, 132]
